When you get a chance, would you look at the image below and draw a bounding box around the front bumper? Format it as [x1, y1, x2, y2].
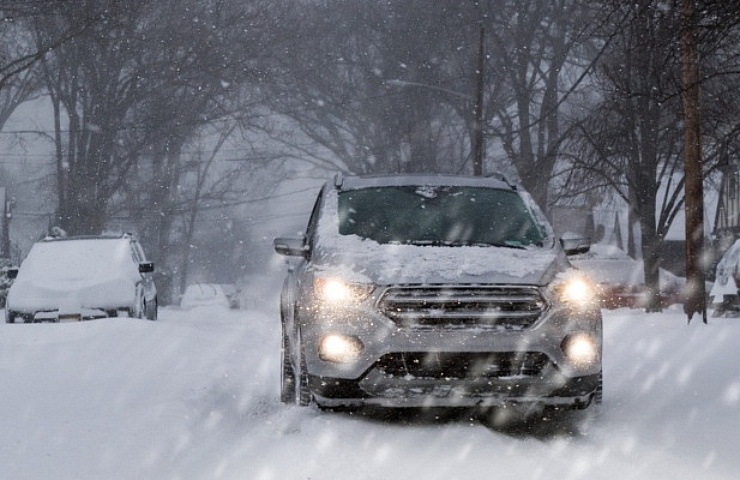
[310, 371, 601, 408]
[299, 290, 603, 408]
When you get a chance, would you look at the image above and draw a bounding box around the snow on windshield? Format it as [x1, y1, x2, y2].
[315, 187, 561, 283]
[337, 185, 546, 247]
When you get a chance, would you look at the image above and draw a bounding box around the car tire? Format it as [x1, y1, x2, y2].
[5, 310, 16, 323]
[594, 372, 603, 405]
[296, 329, 312, 407]
[145, 297, 158, 321]
[280, 326, 297, 404]
[133, 289, 146, 319]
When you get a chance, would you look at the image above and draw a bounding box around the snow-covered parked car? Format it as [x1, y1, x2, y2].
[5, 233, 157, 323]
[274, 173, 603, 412]
[179, 283, 231, 309]
[709, 238, 740, 317]
[570, 244, 684, 309]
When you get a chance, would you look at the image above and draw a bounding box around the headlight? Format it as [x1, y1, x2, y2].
[556, 275, 598, 308]
[318, 334, 364, 363]
[561, 333, 599, 369]
[314, 277, 374, 304]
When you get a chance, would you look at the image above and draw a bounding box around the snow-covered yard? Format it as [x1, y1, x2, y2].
[1, 291, 739, 480]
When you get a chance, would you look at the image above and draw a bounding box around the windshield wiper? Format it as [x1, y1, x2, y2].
[400, 240, 526, 249]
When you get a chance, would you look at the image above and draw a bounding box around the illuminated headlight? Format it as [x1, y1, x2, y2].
[318, 334, 364, 363]
[561, 333, 599, 369]
[314, 277, 374, 304]
[557, 276, 598, 308]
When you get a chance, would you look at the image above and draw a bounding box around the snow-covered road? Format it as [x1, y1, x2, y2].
[1, 297, 738, 480]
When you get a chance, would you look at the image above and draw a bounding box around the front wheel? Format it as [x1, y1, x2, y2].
[145, 296, 158, 321]
[593, 372, 603, 405]
[131, 289, 146, 319]
[280, 327, 311, 406]
[295, 328, 312, 407]
[296, 344, 311, 407]
[280, 327, 297, 404]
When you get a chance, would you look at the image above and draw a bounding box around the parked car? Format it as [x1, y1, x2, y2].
[5, 233, 157, 323]
[0, 258, 15, 309]
[708, 238, 740, 317]
[219, 283, 241, 309]
[274, 173, 603, 412]
[179, 283, 231, 309]
[570, 244, 684, 309]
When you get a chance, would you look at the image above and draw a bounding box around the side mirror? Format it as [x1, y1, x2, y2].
[560, 234, 591, 256]
[274, 236, 309, 258]
[7, 267, 18, 279]
[139, 262, 155, 273]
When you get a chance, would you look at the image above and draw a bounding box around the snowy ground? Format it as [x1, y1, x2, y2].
[1, 284, 739, 480]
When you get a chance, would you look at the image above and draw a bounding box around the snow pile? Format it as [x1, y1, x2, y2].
[1, 293, 739, 479]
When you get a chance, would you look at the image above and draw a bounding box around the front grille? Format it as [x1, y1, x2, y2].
[378, 285, 546, 330]
[375, 352, 550, 379]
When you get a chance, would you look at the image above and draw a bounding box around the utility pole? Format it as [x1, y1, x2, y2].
[473, 25, 485, 176]
[1, 188, 9, 259]
[1, 208, 10, 260]
[681, 0, 706, 324]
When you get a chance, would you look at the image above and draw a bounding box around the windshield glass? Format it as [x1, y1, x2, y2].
[338, 186, 546, 247]
[18, 239, 132, 281]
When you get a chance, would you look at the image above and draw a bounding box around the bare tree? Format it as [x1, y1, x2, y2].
[263, 0, 479, 176]
[482, 0, 598, 212]
[564, 0, 740, 312]
[33, 0, 277, 235]
[33, 0, 163, 234]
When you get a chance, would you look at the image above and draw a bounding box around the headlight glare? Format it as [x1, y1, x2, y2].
[558, 276, 598, 308]
[314, 277, 373, 304]
[318, 334, 364, 363]
[562, 333, 599, 369]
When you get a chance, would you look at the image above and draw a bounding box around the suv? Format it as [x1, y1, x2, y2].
[274, 174, 602, 411]
[5, 233, 157, 323]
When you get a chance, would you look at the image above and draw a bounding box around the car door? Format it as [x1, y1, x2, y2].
[283, 188, 325, 355]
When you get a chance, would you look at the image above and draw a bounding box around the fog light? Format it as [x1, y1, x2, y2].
[318, 334, 364, 363]
[562, 333, 598, 369]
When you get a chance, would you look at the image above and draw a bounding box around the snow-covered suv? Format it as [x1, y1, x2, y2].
[274, 174, 602, 411]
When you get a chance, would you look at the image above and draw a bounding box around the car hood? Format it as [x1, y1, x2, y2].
[312, 240, 568, 286]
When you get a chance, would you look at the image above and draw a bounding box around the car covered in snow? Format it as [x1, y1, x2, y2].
[5, 234, 157, 323]
[180, 283, 231, 310]
[570, 244, 684, 310]
[274, 173, 603, 411]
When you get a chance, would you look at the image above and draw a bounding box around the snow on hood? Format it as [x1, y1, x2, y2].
[312, 189, 568, 286]
[313, 239, 565, 285]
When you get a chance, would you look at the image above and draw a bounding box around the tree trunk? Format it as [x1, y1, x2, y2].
[681, 0, 707, 323]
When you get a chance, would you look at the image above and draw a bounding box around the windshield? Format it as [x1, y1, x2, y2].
[338, 186, 546, 247]
[18, 239, 132, 281]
